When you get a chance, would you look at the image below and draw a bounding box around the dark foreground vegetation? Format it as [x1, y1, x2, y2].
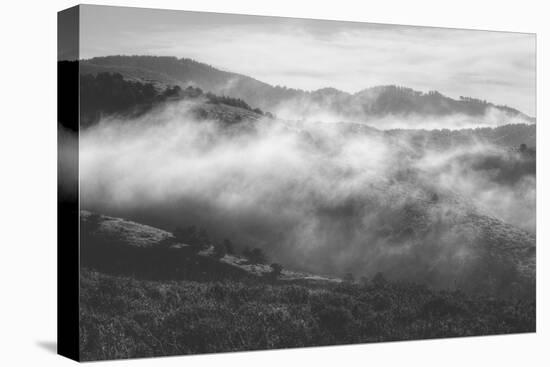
[80, 267, 535, 361]
[79, 213, 535, 360]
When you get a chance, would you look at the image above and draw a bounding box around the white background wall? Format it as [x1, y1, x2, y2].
[0, 0, 547, 365]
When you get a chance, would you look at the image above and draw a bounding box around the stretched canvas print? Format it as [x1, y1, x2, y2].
[58, 4, 536, 362]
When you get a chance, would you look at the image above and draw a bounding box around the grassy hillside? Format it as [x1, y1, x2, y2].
[78, 211, 535, 360]
[80, 268, 535, 361]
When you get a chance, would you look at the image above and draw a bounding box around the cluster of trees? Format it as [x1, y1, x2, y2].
[241, 247, 267, 264]
[172, 225, 282, 278]
[181, 86, 274, 117]
[173, 225, 235, 258]
[81, 55, 297, 116]
[180, 85, 203, 98]
[359, 85, 526, 117]
[212, 239, 235, 258]
[173, 225, 211, 250]
[204, 92, 267, 115]
[241, 247, 283, 279]
[519, 143, 536, 158]
[79, 71, 271, 128]
[459, 96, 488, 105]
[80, 72, 180, 127]
[83, 55, 238, 94]
[387, 124, 536, 151]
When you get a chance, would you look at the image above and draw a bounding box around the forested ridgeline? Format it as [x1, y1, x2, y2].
[59, 61, 268, 128]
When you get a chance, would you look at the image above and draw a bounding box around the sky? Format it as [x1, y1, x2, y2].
[79, 5, 536, 116]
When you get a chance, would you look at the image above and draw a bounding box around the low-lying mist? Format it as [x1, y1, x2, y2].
[273, 101, 533, 130]
[265, 83, 536, 130]
[78, 100, 535, 290]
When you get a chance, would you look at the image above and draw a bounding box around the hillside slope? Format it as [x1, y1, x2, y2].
[80, 211, 340, 284]
[80, 197, 535, 298]
[386, 123, 536, 148]
[80, 56, 534, 124]
[75, 67, 265, 128]
[79, 209, 535, 360]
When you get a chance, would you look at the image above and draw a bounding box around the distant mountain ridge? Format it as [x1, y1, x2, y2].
[80, 55, 535, 124]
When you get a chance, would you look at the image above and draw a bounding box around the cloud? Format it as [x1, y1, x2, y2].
[80, 5, 536, 116]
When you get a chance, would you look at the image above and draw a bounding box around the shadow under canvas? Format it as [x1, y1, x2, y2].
[36, 341, 57, 354]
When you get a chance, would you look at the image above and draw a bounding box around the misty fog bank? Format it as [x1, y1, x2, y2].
[273, 102, 534, 130]
[77, 101, 535, 291]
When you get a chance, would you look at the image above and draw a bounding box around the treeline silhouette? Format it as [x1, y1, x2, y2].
[179, 86, 269, 116]
[387, 124, 536, 150]
[80, 72, 181, 127]
[81, 56, 532, 122]
[205, 91, 265, 115]
[363, 85, 494, 116]
[83, 55, 229, 92]
[81, 55, 304, 113]
[79, 71, 269, 127]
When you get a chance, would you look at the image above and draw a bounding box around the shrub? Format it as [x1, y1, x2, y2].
[223, 239, 235, 255]
[315, 304, 354, 338]
[372, 272, 388, 287]
[173, 225, 210, 250]
[269, 263, 283, 279]
[243, 247, 267, 264]
[213, 243, 227, 259]
[78, 267, 535, 360]
[343, 273, 355, 284]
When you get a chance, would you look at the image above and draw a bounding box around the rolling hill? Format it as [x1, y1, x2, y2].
[80, 164, 535, 298]
[80, 55, 535, 125]
[78, 209, 535, 360]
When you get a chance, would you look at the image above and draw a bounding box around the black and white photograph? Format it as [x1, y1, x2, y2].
[56, 2, 537, 363]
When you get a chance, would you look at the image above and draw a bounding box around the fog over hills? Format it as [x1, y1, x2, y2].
[59, 59, 536, 295]
[81, 56, 535, 128]
[66, 8, 536, 358]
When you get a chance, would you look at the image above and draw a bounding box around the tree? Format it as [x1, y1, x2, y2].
[372, 272, 387, 287]
[197, 228, 210, 248]
[173, 225, 210, 250]
[343, 273, 355, 284]
[269, 263, 283, 279]
[243, 247, 267, 264]
[162, 85, 181, 98]
[519, 143, 527, 153]
[213, 242, 227, 259]
[223, 239, 235, 255]
[173, 225, 196, 243]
